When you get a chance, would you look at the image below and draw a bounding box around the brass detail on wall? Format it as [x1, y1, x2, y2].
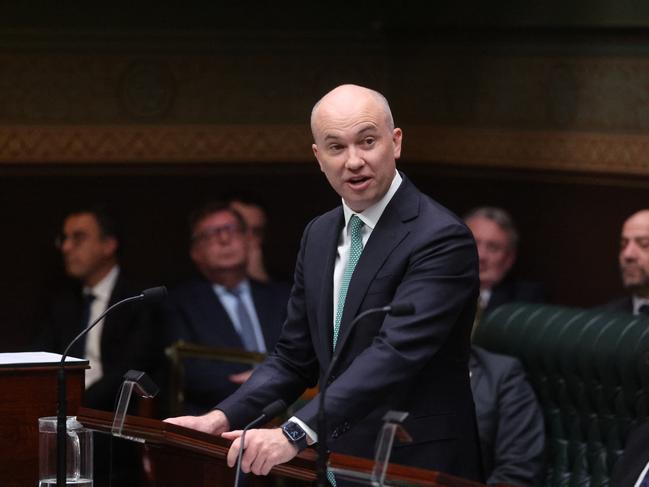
[2, 124, 649, 177]
[0, 125, 313, 163]
[405, 127, 649, 176]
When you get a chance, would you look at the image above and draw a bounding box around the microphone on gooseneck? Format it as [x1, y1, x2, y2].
[56, 286, 167, 487]
[234, 399, 287, 487]
[315, 302, 416, 487]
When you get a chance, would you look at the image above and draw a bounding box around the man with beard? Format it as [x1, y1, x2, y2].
[604, 210, 649, 315]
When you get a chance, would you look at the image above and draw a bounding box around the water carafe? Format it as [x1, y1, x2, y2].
[38, 416, 93, 487]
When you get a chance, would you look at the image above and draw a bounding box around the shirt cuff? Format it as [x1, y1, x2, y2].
[288, 416, 317, 445]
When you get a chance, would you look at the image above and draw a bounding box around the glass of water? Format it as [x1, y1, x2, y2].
[38, 416, 93, 486]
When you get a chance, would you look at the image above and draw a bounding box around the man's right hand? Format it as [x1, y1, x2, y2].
[164, 409, 230, 435]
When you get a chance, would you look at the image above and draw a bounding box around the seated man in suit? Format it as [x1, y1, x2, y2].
[166, 84, 484, 481]
[470, 346, 545, 486]
[34, 206, 163, 411]
[603, 209, 649, 315]
[164, 202, 290, 414]
[464, 206, 545, 323]
[34, 206, 164, 486]
[611, 421, 649, 487]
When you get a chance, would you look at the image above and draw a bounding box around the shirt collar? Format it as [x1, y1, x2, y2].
[342, 170, 402, 231]
[632, 295, 649, 314]
[85, 265, 119, 301]
[214, 278, 250, 296]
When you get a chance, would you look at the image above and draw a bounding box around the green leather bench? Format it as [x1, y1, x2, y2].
[473, 303, 649, 487]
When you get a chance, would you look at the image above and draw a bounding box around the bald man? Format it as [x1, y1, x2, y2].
[166, 84, 482, 480]
[604, 210, 649, 315]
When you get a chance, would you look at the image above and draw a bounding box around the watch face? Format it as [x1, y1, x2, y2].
[284, 423, 306, 441]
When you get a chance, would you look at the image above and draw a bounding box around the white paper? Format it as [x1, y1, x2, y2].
[0, 351, 87, 365]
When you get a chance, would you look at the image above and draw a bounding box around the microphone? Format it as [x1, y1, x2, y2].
[56, 286, 167, 487]
[234, 399, 287, 487]
[316, 302, 415, 487]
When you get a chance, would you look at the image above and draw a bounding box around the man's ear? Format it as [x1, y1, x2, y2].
[103, 236, 119, 258]
[392, 128, 403, 159]
[504, 249, 517, 274]
[312, 143, 324, 172]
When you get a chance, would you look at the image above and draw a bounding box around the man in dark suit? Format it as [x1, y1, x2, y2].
[464, 207, 545, 322]
[470, 346, 545, 486]
[603, 210, 649, 315]
[34, 207, 163, 486]
[166, 84, 483, 481]
[164, 202, 290, 414]
[611, 421, 649, 487]
[35, 207, 162, 411]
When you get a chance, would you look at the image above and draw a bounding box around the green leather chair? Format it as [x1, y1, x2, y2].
[473, 303, 649, 487]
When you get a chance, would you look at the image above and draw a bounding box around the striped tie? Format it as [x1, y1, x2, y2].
[333, 214, 364, 349]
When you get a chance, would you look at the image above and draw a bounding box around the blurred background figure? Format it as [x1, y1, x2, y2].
[603, 209, 649, 315]
[32, 205, 164, 486]
[229, 196, 270, 283]
[164, 202, 290, 414]
[470, 346, 545, 486]
[464, 206, 546, 325]
[33, 205, 164, 411]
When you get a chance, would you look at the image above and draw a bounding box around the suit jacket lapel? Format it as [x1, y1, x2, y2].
[335, 177, 419, 354]
[195, 279, 242, 347]
[316, 208, 344, 363]
[250, 281, 274, 350]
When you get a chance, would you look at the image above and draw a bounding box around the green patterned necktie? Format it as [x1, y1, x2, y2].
[333, 214, 365, 349]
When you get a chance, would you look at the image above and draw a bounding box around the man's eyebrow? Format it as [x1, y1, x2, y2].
[357, 125, 378, 135]
[323, 125, 378, 141]
[323, 133, 342, 141]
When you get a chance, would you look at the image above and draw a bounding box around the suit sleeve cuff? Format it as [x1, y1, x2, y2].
[289, 416, 317, 445]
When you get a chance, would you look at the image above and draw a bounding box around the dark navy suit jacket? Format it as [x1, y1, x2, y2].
[218, 175, 483, 480]
[164, 277, 290, 413]
[602, 296, 634, 315]
[611, 421, 649, 487]
[485, 278, 546, 316]
[470, 346, 545, 486]
[34, 273, 163, 412]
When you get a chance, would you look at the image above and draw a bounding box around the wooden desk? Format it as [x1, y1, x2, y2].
[0, 353, 87, 487]
[78, 408, 484, 487]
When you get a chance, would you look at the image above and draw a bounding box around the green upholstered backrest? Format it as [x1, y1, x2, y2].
[473, 303, 649, 487]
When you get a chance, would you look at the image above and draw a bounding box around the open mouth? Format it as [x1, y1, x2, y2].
[347, 176, 371, 189]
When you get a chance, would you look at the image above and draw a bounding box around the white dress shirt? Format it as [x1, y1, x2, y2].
[632, 296, 649, 316]
[84, 265, 119, 388]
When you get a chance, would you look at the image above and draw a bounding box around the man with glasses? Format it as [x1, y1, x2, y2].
[35, 206, 162, 411]
[163, 202, 290, 414]
[34, 206, 163, 485]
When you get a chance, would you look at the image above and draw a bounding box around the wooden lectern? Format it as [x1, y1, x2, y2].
[78, 408, 484, 487]
[0, 352, 88, 487]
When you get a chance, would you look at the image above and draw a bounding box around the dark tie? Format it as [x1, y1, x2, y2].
[639, 304, 649, 316]
[81, 292, 96, 330]
[73, 292, 95, 357]
[229, 286, 260, 352]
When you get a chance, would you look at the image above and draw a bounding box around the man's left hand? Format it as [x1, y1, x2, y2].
[222, 428, 298, 476]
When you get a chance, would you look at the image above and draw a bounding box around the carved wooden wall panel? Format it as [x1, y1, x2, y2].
[1, 36, 649, 177]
